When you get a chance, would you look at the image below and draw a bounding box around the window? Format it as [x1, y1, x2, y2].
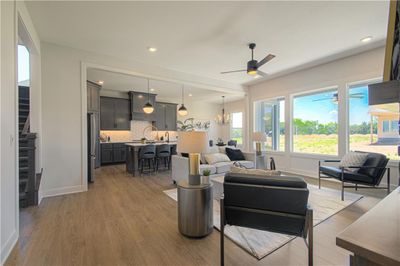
[18, 45, 30, 86]
[254, 98, 285, 151]
[292, 89, 338, 155]
[230, 112, 243, 145]
[349, 82, 399, 160]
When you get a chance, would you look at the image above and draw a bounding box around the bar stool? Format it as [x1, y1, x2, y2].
[138, 145, 156, 175]
[156, 144, 171, 171]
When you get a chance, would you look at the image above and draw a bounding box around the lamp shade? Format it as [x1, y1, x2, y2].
[177, 131, 208, 154]
[253, 132, 267, 142]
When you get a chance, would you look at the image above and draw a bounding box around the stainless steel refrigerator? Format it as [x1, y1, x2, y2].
[87, 112, 98, 182]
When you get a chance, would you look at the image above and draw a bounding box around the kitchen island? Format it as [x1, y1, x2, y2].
[125, 142, 177, 176]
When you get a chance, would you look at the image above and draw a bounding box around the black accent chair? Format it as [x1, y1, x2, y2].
[227, 140, 237, 147]
[220, 173, 313, 266]
[319, 151, 390, 201]
[155, 144, 171, 171]
[138, 145, 156, 175]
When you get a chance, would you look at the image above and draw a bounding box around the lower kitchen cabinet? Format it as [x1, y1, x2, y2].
[101, 143, 126, 164]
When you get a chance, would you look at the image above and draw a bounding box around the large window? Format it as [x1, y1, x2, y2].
[230, 112, 243, 145]
[292, 89, 338, 155]
[18, 45, 30, 85]
[349, 82, 399, 160]
[254, 98, 285, 151]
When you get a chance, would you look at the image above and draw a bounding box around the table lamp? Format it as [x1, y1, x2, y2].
[253, 132, 267, 156]
[177, 131, 208, 185]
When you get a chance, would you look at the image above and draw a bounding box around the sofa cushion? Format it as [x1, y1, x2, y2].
[199, 164, 217, 175]
[320, 166, 374, 184]
[204, 153, 230, 165]
[200, 146, 219, 163]
[214, 161, 234, 174]
[225, 148, 246, 161]
[218, 145, 237, 154]
[233, 160, 254, 169]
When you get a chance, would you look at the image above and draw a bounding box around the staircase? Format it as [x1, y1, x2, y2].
[19, 86, 40, 208]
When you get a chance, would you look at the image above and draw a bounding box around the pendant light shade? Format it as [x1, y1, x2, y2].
[216, 96, 230, 125]
[178, 84, 188, 116]
[143, 79, 154, 114]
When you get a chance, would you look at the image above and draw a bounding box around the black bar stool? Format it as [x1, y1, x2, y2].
[138, 145, 156, 175]
[156, 144, 171, 171]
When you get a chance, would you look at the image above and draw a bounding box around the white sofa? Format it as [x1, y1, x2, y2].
[171, 146, 256, 184]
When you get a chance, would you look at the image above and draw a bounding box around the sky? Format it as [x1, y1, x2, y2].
[18, 45, 30, 83]
[293, 87, 370, 125]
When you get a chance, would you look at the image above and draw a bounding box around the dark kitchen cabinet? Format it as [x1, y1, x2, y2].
[101, 143, 126, 164]
[100, 97, 130, 130]
[87, 81, 100, 112]
[154, 102, 177, 131]
[129, 91, 157, 121]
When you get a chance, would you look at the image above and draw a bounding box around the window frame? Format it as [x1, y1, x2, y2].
[230, 112, 243, 145]
[253, 96, 285, 152]
[290, 86, 339, 156]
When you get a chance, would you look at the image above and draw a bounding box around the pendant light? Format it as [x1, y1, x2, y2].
[178, 85, 188, 116]
[143, 79, 154, 114]
[216, 96, 230, 125]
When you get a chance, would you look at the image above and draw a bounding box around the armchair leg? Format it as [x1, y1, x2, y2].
[318, 161, 321, 189]
[387, 168, 391, 195]
[341, 168, 345, 201]
[308, 209, 313, 266]
[220, 198, 225, 266]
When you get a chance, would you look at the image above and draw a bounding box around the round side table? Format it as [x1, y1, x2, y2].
[177, 180, 213, 238]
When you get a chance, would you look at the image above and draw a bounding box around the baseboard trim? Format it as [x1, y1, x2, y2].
[40, 185, 85, 199]
[1, 230, 18, 265]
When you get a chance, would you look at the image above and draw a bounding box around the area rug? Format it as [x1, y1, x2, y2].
[163, 184, 362, 260]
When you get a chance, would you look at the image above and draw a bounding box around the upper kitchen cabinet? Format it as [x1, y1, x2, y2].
[129, 91, 156, 121]
[154, 102, 177, 131]
[100, 97, 130, 130]
[87, 81, 101, 112]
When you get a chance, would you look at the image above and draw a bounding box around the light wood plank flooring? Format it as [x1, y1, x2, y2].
[6, 164, 386, 266]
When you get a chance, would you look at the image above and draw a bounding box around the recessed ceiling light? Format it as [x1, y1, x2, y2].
[188, 94, 193, 97]
[150, 88, 155, 92]
[147, 47, 157, 52]
[360, 36, 373, 43]
[97, 80, 104, 85]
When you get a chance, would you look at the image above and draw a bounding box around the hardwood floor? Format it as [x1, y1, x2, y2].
[6, 164, 385, 266]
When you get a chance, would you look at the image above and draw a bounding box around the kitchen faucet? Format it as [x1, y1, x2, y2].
[165, 131, 170, 142]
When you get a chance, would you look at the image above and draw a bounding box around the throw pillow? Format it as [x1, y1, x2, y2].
[204, 153, 231, 165]
[225, 148, 246, 161]
[339, 152, 368, 172]
[230, 165, 281, 176]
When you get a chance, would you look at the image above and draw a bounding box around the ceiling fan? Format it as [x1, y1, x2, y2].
[221, 43, 275, 77]
[312, 92, 364, 103]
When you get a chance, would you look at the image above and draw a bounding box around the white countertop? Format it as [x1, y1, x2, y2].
[125, 142, 177, 147]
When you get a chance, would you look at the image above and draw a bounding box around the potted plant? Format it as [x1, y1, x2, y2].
[202, 169, 211, 184]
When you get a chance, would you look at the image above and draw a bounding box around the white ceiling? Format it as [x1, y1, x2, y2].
[87, 68, 244, 103]
[26, 1, 389, 86]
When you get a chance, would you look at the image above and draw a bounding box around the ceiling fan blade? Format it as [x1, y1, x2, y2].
[257, 54, 276, 68]
[220, 69, 247, 74]
[256, 71, 268, 77]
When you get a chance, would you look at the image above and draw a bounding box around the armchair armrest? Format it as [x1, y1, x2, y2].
[346, 166, 389, 169]
[319, 159, 340, 163]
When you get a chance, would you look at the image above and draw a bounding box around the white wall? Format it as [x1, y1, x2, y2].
[1, 1, 18, 263]
[1, 1, 42, 262]
[246, 47, 398, 185]
[40, 42, 224, 198]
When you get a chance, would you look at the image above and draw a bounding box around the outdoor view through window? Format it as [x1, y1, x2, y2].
[293, 89, 339, 155]
[349, 82, 400, 160]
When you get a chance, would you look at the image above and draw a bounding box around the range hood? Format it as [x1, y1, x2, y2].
[368, 1, 400, 106]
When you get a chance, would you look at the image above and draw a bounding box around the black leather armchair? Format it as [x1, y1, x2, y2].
[319, 152, 390, 201]
[220, 173, 313, 266]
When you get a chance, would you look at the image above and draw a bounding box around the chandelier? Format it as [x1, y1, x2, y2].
[216, 96, 230, 125]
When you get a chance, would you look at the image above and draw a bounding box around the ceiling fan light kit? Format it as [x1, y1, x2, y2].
[221, 42, 275, 77]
